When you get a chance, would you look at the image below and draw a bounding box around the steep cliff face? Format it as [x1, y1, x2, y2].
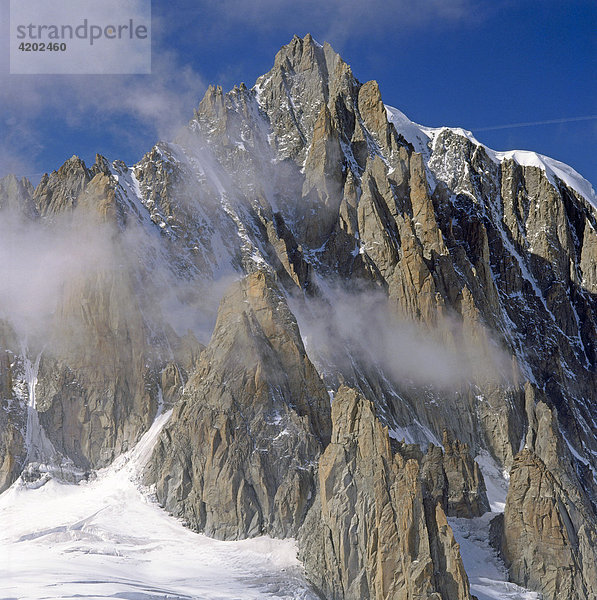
[0, 33, 596, 600]
[499, 391, 597, 600]
[0, 155, 197, 483]
[0, 321, 26, 491]
[145, 272, 331, 540]
[35, 268, 158, 469]
[0, 174, 36, 217]
[502, 449, 597, 600]
[422, 430, 490, 519]
[32, 163, 162, 471]
[299, 386, 472, 600]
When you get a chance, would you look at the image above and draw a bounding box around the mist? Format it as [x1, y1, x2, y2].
[0, 209, 118, 345]
[291, 279, 513, 392]
[0, 197, 237, 359]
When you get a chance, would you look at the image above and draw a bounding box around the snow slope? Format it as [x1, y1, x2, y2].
[449, 513, 540, 600]
[0, 410, 318, 600]
[385, 105, 597, 210]
[446, 451, 539, 600]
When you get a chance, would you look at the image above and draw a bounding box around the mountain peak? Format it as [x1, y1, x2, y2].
[270, 33, 332, 79]
[1, 32, 597, 600]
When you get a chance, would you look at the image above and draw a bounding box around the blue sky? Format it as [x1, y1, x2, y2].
[1, 0, 595, 191]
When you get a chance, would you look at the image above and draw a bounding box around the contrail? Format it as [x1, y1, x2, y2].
[473, 115, 597, 132]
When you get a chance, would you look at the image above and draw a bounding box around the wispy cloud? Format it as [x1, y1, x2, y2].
[200, 0, 480, 29]
[292, 281, 512, 391]
[0, 208, 117, 342]
[0, 2, 206, 180]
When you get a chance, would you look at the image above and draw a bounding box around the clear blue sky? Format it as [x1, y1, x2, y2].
[1, 0, 595, 191]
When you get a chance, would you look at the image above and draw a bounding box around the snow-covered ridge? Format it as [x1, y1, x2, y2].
[385, 105, 597, 210]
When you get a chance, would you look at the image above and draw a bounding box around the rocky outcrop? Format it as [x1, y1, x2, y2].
[0, 406, 25, 492]
[145, 272, 331, 539]
[22, 163, 163, 469]
[421, 430, 489, 518]
[0, 174, 36, 218]
[441, 430, 490, 517]
[0, 155, 195, 475]
[502, 449, 597, 600]
[35, 267, 159, 469]
[499, 395, 597, 600]
[34, 156, 93, 216]
[299, 386, 472, 600]
[0, 322, 25, 492]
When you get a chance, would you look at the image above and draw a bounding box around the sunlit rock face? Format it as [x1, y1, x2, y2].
[1, 33, 596, 600]
[298, 386, 473, 600]
[145, 271, 331, 540]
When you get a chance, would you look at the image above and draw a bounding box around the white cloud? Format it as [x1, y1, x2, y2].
[0, 1, 205, 179]
[291, 281, 512, 391]
[0, 209, 117, 342]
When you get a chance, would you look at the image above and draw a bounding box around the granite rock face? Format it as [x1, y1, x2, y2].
[421, 430, 489, 519]
[0, 156, 197, 484]
[26, 160, 161, 471]
[299, 386, 472, 600]
[502, 449, 597, 600]
[0, 322, 26, 492]
[499, 392, 597, 600]
[0, 174, 36, 218]
[145, 272, 331, 539]
[0, 33, 596, 600]
[35, 268, 158, 469]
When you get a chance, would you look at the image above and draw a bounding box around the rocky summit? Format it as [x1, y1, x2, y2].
[1, 34, 596, 600]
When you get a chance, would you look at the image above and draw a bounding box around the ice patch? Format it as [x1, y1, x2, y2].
[388, 419, 442, 448]
[475, 450, 509, 513]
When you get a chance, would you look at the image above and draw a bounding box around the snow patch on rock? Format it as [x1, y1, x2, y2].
[386, 104, 597, 210]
